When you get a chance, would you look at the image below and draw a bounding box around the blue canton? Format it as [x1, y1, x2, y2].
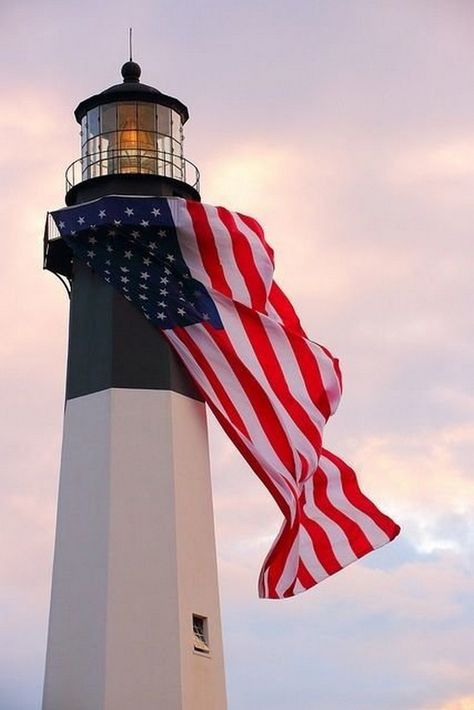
[51, 196, 223, 331]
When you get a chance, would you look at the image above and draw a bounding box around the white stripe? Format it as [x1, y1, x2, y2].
[165, 329, 299, 518]
[233, 212, 274, 285]
[174, 201, 213, 290]
[297, 526, 330, 584]
[320, 455, 390, 547]
[292, 579, 306, 595]
[257, 309, 329, 433]
[266, 304, 342, 415]
[181, 324, 299, 489]
[274, 533, 300, 598]
[302, 479, 358, 567]
[213, 294, 322, 482]
[205, 206, 252, 306]
[306, 340, 342, 414]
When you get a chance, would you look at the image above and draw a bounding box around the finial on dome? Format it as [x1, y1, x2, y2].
[121, 60, 141, 83]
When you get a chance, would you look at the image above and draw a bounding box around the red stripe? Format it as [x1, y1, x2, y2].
[207, 324, 298, 477]
[186, 202, 232, 297]
[300, 490, 343, 575]
[260, 520, 299, 599]
[234, 302, 323, 458]
[323, 449, 401, 541]
[171, 327, 249, 439]
[165, 329, 293, 521]
[269, 281, 306, 336]
[269, 282, 342, 396]
[296, 558, 317, 593]
[237, 213, 275, 265]
[309, 464, 374, 558]
[286, 334, 332, 421]
[204, 391, 292, 523]
[216, 207, 268, 312]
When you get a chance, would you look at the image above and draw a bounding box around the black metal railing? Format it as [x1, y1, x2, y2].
[66, 146, 200, 192]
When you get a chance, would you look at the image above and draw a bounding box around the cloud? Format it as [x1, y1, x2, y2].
[439, 696, 474, 710]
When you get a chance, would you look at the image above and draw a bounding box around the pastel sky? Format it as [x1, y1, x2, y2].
[1, 1, 473, 708]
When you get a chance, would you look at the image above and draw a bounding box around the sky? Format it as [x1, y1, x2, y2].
[0, 1, 473, 708]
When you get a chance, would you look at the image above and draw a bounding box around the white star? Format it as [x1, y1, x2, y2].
[125, 295, 131, 301]
[144, 313, 151, 320]
[78, 216, 85, 224]
[149, 242, 157, 249]
[160, 288, 168, 296]
[157, 312, 166, 320]
[104, 269, 110, 275]
[158, 301, 166, 308]
[105, 259, 111, 265]
[58, 221, 65, 229]
[143, 257, 151, 266]
[151, 207, 161, 217]
[70, 230, 76, 236]
[177, 307, 186, 316]
[125, 207, 134, 216]
[140, 271, 150, 280]
[131, 230, 140, 239]
[120, 266, 129, 273]
[121, 276, 129, 283]
[87, 250, 95, 258]
[106, 245, 114, 252]
[139, 283, 149, 290]
[164, 267, 171, 275]
[90, 224, 97, 231]
[114, 219, 122, 226]
[88, 236, 97, 244]
[202, 313, 210, 321]
[124, 250, 133, 259]
[139, 294, 148, 301]
[140, 219, 150, 227]
[108, 229, 116, 237]
[99, 210, 106, 218]
[166, 254, 175, 262]
[105, 276, 110, 282]
[160, 276, 169, 285]
[158, 229, 167, 237]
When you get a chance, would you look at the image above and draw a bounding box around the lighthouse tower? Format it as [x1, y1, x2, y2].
[42, 61, 226, 710]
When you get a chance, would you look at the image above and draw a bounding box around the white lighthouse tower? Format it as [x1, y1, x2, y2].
[42, 60, 227, 710]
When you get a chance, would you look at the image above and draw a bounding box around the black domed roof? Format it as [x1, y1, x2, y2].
[74, 61, 189, 124]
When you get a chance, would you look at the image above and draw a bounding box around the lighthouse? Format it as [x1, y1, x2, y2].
[42, 60, 227, 710]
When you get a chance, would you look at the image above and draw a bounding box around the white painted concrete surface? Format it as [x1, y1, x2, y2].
[43, 389, 226, 710]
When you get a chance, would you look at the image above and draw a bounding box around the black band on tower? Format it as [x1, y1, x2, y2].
[66, 260, 201, 401]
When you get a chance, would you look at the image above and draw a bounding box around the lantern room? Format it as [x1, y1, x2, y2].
[65, 60, 200, 205]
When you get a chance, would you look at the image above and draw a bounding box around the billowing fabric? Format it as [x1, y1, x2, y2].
[51, 196, 400, 598]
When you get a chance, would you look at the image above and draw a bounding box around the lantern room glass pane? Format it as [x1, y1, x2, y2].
[171, 110, 181, 142]
[87, 108, 99, 137]
[118, 103, 137, 130]
[138, 103, 156, 132]
[82, 108, 99, 178]
[157, 105, 171, 137]
[101, 104, 117, 134]
[81, 115, 87, 147]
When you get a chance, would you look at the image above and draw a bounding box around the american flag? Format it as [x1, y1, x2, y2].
[51, 195, 400, 599]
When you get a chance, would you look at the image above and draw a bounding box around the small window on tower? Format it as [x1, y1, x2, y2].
[192, 614, 210, 654]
